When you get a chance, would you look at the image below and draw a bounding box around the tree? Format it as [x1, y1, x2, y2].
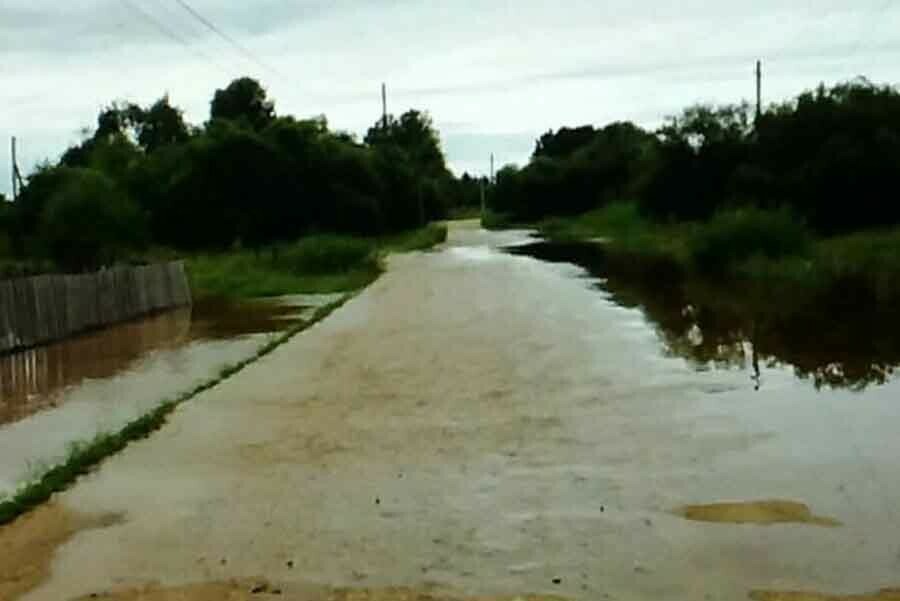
[39, 168, 144, 271]
[210, 77, 275, 130]
[365, 109, 452, 223]
[365, 110, 449, 178]
[533, 126, 598, 160]
[133, 95, 190, 153]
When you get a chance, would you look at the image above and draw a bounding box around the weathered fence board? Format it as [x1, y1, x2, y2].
[0, 262, 191, 354]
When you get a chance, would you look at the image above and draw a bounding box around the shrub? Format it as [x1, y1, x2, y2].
[689, 208, 811, 274]
[39, 167, 144, 271]
[274, 236, 376, 275]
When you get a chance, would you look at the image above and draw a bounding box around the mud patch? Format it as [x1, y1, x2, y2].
[68, 584, 568, 601]
[0, 503, 124, 600]
[749, 588, 900, 600]
[675, 500, 841, 526]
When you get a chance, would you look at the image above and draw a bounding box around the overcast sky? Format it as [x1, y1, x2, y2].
[2, 0, 899, 196]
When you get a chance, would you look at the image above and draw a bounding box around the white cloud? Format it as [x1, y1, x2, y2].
[2, 0, 899, 195]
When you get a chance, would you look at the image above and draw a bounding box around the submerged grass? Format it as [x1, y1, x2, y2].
[0, 294, 354, 527]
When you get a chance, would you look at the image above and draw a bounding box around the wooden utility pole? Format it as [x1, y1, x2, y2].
[490, 153, 495, 184]
[755, 60, 762, 122]
[10, 136, 19, 201]
[480, 179, 486, 218]
[381, 83, 388, 129]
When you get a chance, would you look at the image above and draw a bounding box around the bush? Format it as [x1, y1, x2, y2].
[689, 208, 811, 274]
[274, 235, 376, 274]
[39, 167, 144, 271]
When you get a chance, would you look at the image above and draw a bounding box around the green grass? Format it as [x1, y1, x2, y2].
[687, 208, 812, 275]
[539, 202, 693, 262]
[186, 225, 447, 301]
[537, 201, 900, 303]
[379, 223, 448, 252]
[0, 294, 354, 527]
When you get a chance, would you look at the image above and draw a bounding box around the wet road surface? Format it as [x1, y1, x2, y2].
[0, 296, 340, 496]
[3, 222, 900, 601]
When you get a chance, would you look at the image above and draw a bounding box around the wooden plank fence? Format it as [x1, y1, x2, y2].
[0, 262, 191, 354]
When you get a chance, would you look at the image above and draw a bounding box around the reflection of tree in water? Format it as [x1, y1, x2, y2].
[510, 241, 900, 390]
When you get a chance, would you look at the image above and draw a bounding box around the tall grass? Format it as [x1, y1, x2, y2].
[380, 223, 448, 252]
[539, 202, 692, 261]
[187, 225, 448, 301]
[538, 201, 900, 303]
[688, 209, 812, 275]
[187, 236, 378, 300]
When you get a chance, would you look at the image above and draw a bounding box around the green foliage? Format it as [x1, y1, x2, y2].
[687, 209, 812, 274]
[639, 103, 753, 221]
[490, 122, 656, 221]
[39, 167, 144, 271]
[10, 77, 464, 269]
[210, 77, 275, 130]
[380, 223, 448, 251]
[0, 200, 11, 258]
[273, 235, 376, 275]
[187, 247, 379, 300]
[134, 96, 191, 152]
[494, 79, 900, 237]
[365, 109, 448, 178]
[533, 125, 599, 160]
[186, 225, 447, 300]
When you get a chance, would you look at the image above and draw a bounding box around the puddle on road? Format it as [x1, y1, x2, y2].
[750, 588, 900, 601]
[675, 500, 841, 526]
[507, 241, 900, 390]
[0, 503, 123, 601]
[0, 299, 304, 426]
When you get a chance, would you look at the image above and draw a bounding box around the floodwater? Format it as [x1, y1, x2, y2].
[507, 240, 900, 391]
[0, 295, 339, 496]
[4, 223, 900, 601]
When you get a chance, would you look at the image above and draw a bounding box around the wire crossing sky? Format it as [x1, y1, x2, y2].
[2, 0, 899, 196]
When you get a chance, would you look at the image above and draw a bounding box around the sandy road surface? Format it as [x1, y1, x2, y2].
[3, 222, 900, 601]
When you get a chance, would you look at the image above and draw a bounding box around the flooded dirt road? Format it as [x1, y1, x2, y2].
[4, 222, 900, 601]
[0, 296, 340, 496]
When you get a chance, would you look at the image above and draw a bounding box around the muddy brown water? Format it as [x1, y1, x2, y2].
[3, 224, 900, 601]
[0, 296, 334, 495]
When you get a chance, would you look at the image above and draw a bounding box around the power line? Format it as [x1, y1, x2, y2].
[172, 0, 285, 77]
[118, 0, 230, 74]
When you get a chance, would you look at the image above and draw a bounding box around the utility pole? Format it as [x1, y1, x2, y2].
[490, 152, 495, 184]
[10, 136, 19, 202]
[755, 60, 762, 122]
[381, 83, 388, 130]
[480, 179, 486, 219]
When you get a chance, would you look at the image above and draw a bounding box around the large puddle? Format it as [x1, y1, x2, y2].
[507, 240, 900, 391]
[0, 295, 339, 496]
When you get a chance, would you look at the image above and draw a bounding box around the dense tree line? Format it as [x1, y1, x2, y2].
[492, 78, 900, 235]
[3, 77, 482, 270]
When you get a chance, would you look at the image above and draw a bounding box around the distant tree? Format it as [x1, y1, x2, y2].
[210, 77, 275, 130]
[133, 96, 190, 153]
[39, 168, 145, 271]
[365, 110, 449, 178]
[640, 103, 753, 221]
[533, 126, 598, 160]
